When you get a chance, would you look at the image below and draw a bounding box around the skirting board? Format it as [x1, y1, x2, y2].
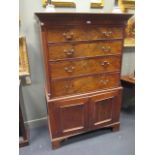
[24, 117, 47, 128]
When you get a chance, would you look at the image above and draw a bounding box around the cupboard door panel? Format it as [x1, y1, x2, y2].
[93, 98, 113, 125]
[51, 97, 89, 136]
[90, 90, 121, 129]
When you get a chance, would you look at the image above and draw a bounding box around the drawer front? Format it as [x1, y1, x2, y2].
[47, 26, 123, 43]
[47, 27, 89, 43]
[89, 26, 123, 40]
[50, 56, 121, 79]
[51, 73, 120, 97]
[48, 41, 122, 60]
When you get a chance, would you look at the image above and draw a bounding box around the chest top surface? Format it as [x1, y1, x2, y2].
[35, 12, 132, 25]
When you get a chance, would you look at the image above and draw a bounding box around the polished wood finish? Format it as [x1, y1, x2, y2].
[35, 13, 132, 149]
[47, 26, 123, 43]
[50, 97, 89, 136]
[48, 88, 122, 138]
[48, 41, 122, 60]
[50, 56, 121, 79]
[51, 73, 120, 97]
[90, 90, 122, 129]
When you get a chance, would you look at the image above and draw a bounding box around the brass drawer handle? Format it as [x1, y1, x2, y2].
[63, 32, 74, 40]
[64, 66, 75, 73]
[64, 81, 74, 92]
[86, 20, 92, 24]
[100, 61, 110, 67]
[101, 46, 111, 52]
[102, 31, 112, 37]
[65, 84, 73, 89]
[64, 49, 75, 57]
[100, 79, 109, 85]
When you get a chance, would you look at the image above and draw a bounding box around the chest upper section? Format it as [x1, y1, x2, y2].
[35, 13, 132, 98]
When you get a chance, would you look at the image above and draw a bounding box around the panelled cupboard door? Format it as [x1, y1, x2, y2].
[90, 91, 120, 129]
[51, 97, 89, 137]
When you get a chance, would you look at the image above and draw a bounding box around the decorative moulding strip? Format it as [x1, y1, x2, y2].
[63, 126, 84, 133]
[94, 119, 112, 125]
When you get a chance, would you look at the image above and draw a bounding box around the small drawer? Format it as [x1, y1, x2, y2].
[89, 26, 123, 40]
[48, 41, 122, 60]
[47, 27, 89, 43]
[51, 73, 120, 97]
[50, 56, 121, 79]
[47, 26, 123, 43]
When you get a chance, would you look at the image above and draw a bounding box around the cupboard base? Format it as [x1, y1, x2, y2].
[52, 140, 61, 149]
[51, 122, 120, 149]
[112, 123, 120, 132]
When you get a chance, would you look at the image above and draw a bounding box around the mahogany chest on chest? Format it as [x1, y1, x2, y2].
[36, 13, 132, 149]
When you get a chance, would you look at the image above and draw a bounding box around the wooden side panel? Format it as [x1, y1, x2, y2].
[40, 26, 51, 97]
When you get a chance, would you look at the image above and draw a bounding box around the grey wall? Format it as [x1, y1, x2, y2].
[19, 0, 135, 128]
